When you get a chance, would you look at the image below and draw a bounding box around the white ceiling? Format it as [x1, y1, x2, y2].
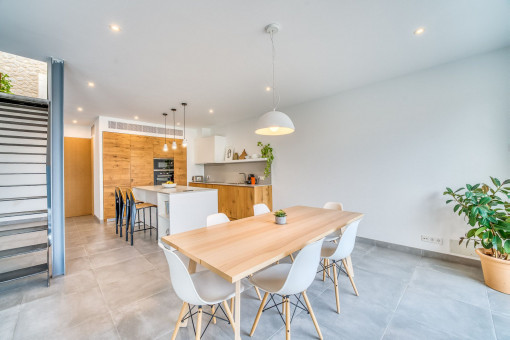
[1, 0, 509, 127]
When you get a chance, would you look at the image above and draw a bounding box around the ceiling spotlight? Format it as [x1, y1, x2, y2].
[134, 116, 139, 120]
[77, 107, 83, 112]
[266, 86, 271, 92]
[87, 82, 95, 88]
[72, 120, 77, 124]
[209, 109, 214, 114]
[109, 24, 121, 32]
[177, 122, 181, 126]
[414, 27, 425, 35]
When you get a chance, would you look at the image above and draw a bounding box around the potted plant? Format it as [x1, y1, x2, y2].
[0, 73, 13, 94]
[274, 209, 287, 225]
[257, 142, 274, 178]
[444, 177, 510, 294]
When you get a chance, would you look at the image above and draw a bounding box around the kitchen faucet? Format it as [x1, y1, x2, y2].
[239, 173, 246, 184]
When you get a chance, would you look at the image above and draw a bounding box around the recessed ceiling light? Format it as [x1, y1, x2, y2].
[72, 120, 77, 124]
[77, 107, 83, 112]
[109, 24, 121, 32]
[209, 109, 214, 114]
[87, 82, 95, 88]
[266, 86, 271, 92]
[134, 116, 139, 120]
[177, 122, 181, 126]
[414, 27, 425, 35]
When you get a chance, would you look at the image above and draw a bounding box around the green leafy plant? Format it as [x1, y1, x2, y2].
[0, 73, 13, 94]
[274, 209, 287, 217]
[443, 177, 510, 260]
[257, 141, 273, 177]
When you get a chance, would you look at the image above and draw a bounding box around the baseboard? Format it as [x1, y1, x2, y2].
[357, 236, 481, 268]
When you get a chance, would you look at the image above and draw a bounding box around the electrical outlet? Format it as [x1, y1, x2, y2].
[421, 235, 443, 245]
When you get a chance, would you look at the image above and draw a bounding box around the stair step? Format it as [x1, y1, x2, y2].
[0, 225, 48, 237]
[0, 196, 47, 202]
[0, 263, 48, 284]
[0, 210, 47, 218]
[0, 243, 47, 259]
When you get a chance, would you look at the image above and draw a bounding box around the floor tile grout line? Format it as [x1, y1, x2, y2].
[94, 271, 123, 340]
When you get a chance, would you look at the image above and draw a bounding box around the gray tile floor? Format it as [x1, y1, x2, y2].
[1, 215, 509, 339]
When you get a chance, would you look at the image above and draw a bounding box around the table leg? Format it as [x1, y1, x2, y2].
[235, 280, 241, 340]
[180, 259, 198, 328]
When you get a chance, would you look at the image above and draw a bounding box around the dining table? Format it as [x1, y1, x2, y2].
[161, 205, 364, 339]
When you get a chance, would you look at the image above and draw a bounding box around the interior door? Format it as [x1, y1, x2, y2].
[64, 137, 93, 217]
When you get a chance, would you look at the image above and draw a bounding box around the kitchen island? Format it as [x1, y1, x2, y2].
[132, 185, 218, 243]
[189, 182, 272, 220]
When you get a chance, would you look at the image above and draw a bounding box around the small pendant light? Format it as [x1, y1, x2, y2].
[181, 102, 188, 148]
[162, 113, 168, 152]
[255, 23, 295, 135]
[171, 108, 177, 150]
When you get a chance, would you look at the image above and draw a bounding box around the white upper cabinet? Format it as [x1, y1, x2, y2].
[194, 136, 226, 164]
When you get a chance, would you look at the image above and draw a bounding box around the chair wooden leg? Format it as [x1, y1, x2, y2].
[254, 286, 262, 300]
[322, 259, 326, 281]
[290, 253, 295, 262]
[333, 261, 340, 313]
[285, 296, 291, 340]
[326, 259, 330, 278]
[211, 305, 216, 324]
[345, 256, 355, 277]
[342, 259, 359, 296]
[230, 297, 234, 315]
[196, 306, 203, 340]
[222, 300, 236, 334]
[250, 292, 269, 336]
[302, 291, 323, 340]
[171, 302, 188, 340]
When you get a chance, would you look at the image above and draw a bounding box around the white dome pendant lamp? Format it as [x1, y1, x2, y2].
[162, 113, 169, 152]
[255, 23, 295, 136]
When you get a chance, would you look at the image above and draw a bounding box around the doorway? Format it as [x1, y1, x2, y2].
[64, 137, 93, 217]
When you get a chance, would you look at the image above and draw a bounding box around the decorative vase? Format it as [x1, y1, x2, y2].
[476, 248, 510, 294]
[275, 216, 286, 225]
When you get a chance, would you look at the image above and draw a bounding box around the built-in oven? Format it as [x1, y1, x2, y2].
[154, 158, 174, 185]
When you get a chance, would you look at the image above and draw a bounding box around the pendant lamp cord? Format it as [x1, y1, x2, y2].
[183, 105, 186, 140]
[270, 30, 281, 111]
[164, 115, 167, 144]
[173, 110, 176, 142]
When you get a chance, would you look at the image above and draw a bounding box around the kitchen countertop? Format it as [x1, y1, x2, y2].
[190, 182, 271, 187]
[133, 185, 218, 194]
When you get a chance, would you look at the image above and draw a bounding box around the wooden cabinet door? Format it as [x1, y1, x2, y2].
[130, 135, 154, 187]
[103, 132, 131, 187]
[64, 137, 92, 217]
[153, 137, 187, 185]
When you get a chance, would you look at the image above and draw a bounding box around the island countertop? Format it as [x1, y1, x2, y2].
[189, 182, 271, 187]
[133, 185, 217, 194]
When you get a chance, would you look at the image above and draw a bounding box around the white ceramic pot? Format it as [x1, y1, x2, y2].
[275, 216, 286, 225]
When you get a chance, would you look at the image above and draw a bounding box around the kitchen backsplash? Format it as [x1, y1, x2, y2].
[203, 162, 271, 184]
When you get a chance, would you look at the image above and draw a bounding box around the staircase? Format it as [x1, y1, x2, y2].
[0, 93, 50, 286]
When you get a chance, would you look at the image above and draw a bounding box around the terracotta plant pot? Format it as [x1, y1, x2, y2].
[476, 248, 510, 294]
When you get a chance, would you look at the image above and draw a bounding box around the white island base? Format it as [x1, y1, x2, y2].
[132, 185, 218, 244]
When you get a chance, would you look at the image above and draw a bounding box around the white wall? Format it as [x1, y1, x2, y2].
[64, 124, 91, 138]
[212, 47, 510, 256]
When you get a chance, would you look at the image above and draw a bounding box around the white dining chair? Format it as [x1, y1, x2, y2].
[159, 243, 241, 340]
[249, 238, 325, 340]
[206, 212, 229, 226]
[320, 219, 361, 314]
[206, 213, 263, 302]
[253, 203, 270, 216]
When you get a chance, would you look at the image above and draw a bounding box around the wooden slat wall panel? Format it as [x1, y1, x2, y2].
[64, 137, 92, 217]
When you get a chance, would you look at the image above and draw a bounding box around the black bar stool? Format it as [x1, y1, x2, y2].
[114, 187, 126, 237]
[125, 189, 158, 246]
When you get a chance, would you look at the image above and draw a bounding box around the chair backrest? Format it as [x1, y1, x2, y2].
[277, 238, 325, 295]
[125, 189, 137, 226]
[207, 213, 230, 227]
[328, 219, 361, 261]
[323, 202, 343, 211]
[253, 203, 270, 216]
[158, 243, 205, 306]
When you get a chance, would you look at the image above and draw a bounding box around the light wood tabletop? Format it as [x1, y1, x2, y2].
[162, 205, 364, 340]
